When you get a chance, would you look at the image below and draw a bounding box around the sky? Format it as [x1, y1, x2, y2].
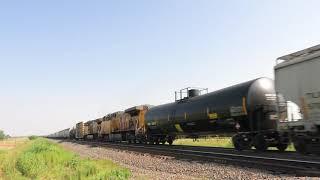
[1, 0, 320, 136]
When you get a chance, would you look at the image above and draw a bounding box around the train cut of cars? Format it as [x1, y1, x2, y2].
[48, 44, 320, 155]
[49, 77, 292, 152]
[275, 44, 320, 154]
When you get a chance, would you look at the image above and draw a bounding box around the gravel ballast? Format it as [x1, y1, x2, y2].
[57, 141, 309, 180]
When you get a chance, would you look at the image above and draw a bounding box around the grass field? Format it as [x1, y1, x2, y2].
[0, 138, 28, 150]
[0, 138, 130, 179]
[174, 137, 296, 151]
[174, 137, 234, 148]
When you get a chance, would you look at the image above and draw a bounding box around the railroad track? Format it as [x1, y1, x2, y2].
[62, 140, 320, 177]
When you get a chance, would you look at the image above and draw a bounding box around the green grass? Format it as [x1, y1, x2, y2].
[174, 137, 296, 151]
[0, 138, 130, 180]
[174, 137, 234, 148]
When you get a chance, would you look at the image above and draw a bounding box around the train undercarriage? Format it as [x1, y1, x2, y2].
[232, 130, 290, 152]
[278, 120, 320, 155]
[86, 130, 172, 145]
[81, 130, 289, 153]
[292, 133, 320, 155]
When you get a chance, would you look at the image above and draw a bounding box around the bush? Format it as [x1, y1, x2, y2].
[0, 138, 130, 179]
[16, 151, 45, 178]
[28, 136, 38, 140]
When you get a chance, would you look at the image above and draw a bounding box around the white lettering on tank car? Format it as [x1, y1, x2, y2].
[230, 106, 246, 117]
[265, 94, 277, 101]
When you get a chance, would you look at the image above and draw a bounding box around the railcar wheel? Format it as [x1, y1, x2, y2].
[161, 140, 166, 145]
[232, 135, 242, 151]
[276, 143, 288, 152]
[233, 140, 244, 151]
[93, 134, 98, 140]
[294, 138, 309, 154]
[167, 139, 173, 145]
[254, 134, 268, 152]
[155, 139, 160, 145]
[232, 134, 251, 151]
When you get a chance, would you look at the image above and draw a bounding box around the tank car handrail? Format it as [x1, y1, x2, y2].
[175, 87, 208, 101]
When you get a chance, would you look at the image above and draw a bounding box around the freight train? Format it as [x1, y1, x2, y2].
[275, 44, 320, 154]
[48, 77, 291, 152]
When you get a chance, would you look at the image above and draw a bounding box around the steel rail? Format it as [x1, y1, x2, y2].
[86, 141, 320, 161]
[59, 139, 320, 177]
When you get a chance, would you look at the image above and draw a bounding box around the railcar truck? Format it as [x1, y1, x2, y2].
[275, 44, 320, 154]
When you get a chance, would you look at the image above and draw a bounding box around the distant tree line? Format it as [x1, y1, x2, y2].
[0, 130, 10, 140]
